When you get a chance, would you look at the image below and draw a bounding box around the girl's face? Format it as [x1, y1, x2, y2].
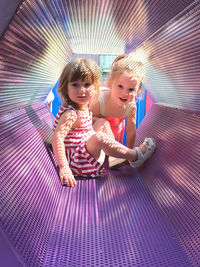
[110, 73, 139, 106]
[67, 79, 95, 108]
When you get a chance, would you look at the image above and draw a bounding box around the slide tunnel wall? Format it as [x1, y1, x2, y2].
[0, 1, 199, 266]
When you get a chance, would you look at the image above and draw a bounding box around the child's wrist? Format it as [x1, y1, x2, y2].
[59, 163, 69, 169]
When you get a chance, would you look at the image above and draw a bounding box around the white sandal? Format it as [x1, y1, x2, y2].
[129, 138, 156, 168]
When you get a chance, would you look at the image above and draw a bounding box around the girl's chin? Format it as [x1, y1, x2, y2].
[77, 98, 89, 105]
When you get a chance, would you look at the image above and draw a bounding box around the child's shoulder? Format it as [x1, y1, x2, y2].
[58, 105, 76, 114]
[57, 105, 78, 121]
[54, 106, 78, 130]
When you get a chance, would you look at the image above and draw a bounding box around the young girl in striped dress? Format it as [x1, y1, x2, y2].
[52, 58, 156, 187]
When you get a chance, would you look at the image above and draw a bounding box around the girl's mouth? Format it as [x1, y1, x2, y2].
[119, 97, 127, 103]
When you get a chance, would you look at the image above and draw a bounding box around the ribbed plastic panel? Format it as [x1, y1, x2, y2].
[42, 170, 192, 267]
[0, 166, 193, 266]
[0, 1, 199, 265]
[0, 0, 22, 38]
[0, 103, 62, 266]
[0, 0, 195, 115]
[133, 0, 200, 112]
[0, 0, 194, 53]
[0, 227, 22, 266]
[0, 0, 72, 115]
[136, 104, 200, 267]
[0, 102, 194, 266]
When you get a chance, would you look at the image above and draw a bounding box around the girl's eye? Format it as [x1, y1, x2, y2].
[129, 88, 135, 92]
[84, 83, 91, 87]
[71, 83, 79, 87]
[118, 84, 123, 88]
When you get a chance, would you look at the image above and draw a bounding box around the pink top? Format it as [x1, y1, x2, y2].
[105, 117, 125, 143]
[99, 88, 135, 144]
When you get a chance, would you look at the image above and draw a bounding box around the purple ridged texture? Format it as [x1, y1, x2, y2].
[42, 170, 192, 266]
[0, 0, 72, 115]
[135, 104, 200, 267]
[0, 103, 61, 266]
[0, 0, 199, 266]
[0, 228, 22, 266]
[0, 0, 22, 38]
[0, 0, 195, 115]
[131, 0, 200, 112]
[0, 0, 194, 50]
[0, 103, 194, 266]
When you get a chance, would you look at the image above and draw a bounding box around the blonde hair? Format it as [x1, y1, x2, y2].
[109, 54, 145, 96]
[58, 58, 100, 109]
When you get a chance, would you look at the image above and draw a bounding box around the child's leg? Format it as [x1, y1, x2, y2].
[86, 132, 145, 162]
[93, 118, 115, 139]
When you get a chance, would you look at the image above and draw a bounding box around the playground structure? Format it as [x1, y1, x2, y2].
[0, 1, 199, 266]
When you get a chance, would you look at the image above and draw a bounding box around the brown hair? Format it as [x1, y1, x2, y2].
[109, 54, 145, 96]
[58, 58, 100, 109]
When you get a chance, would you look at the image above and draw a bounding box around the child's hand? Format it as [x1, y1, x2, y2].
[59, 167, 77, 187]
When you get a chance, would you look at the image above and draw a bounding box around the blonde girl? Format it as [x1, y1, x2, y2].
[90, 54, 145, 148]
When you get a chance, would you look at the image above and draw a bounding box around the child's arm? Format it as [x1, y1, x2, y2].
[90, 97, 101, 119]
[126, 106, 137, 148]
[52, 110, 78, 187]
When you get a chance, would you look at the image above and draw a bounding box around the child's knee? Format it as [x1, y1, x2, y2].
[94, 131, 105, 142]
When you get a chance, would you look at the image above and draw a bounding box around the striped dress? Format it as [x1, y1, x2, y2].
[54, 105, 104, 177]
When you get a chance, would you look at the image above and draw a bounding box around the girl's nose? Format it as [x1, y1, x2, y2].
[80, 86, 86, 94]
[124, 90, 129, 97]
